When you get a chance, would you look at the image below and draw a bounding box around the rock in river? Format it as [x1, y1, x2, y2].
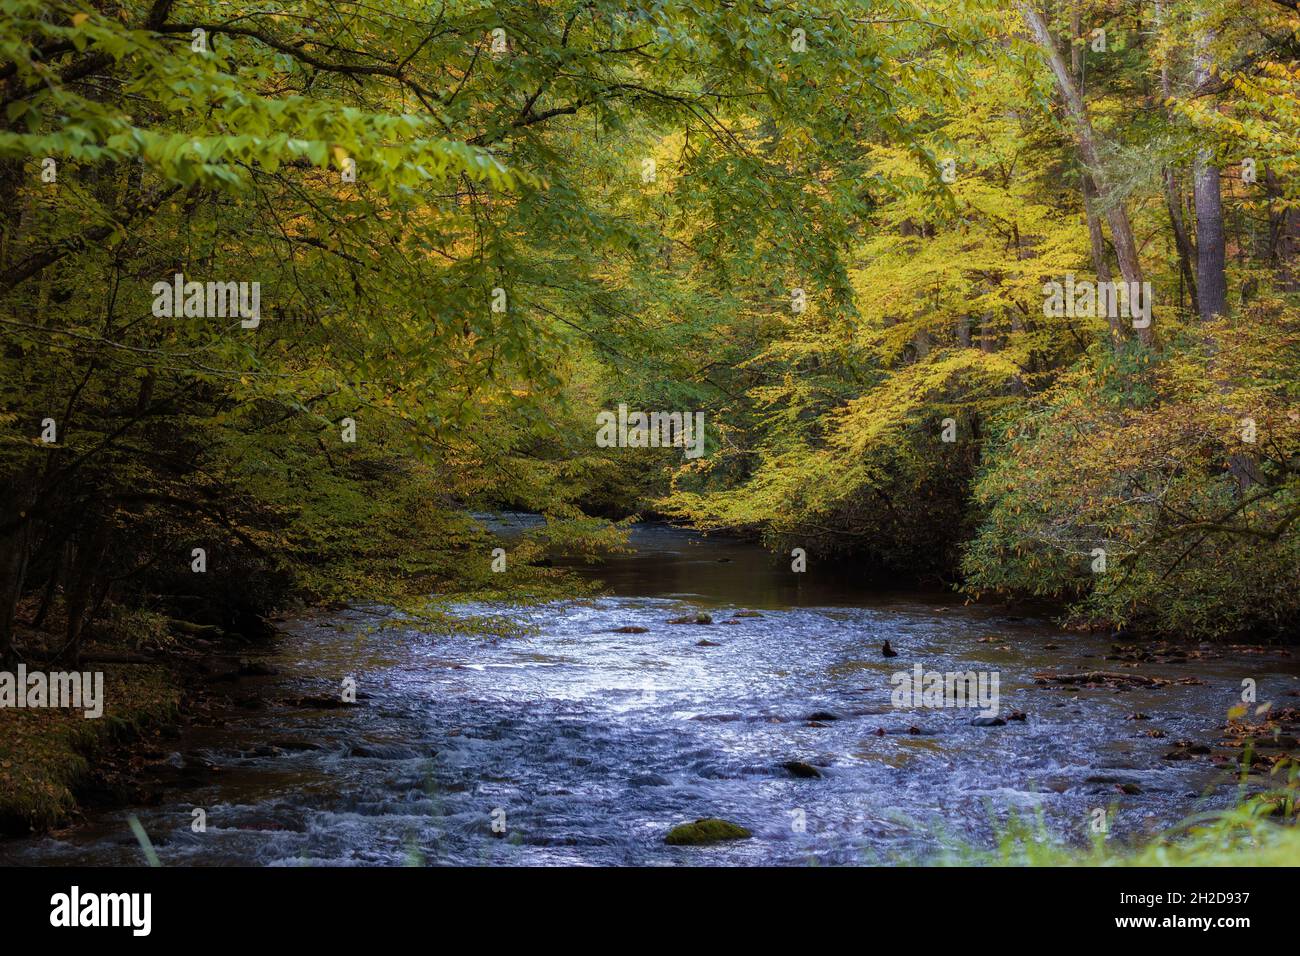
[806, 710, 840, 722]
[664, 818, 753, 845]
[668, 613, 714, 625]
[970, 716, 1007, 727]
[782, 760, 823, 779]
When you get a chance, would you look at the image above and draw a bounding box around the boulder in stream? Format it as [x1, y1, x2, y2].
[664, 818, 752, 845]
[782, 760, 823, 779]
[667, 613, 713, 624]
[806, 710, 840, 722]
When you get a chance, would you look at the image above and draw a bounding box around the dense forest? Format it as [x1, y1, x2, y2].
[4, 0, 1300, 877]
[2, 0, 1299, 667]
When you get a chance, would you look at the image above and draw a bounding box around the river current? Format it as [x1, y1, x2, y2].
[3, 521, 1295, 865]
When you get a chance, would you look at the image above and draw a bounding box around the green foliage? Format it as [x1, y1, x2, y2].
[964, 303, 1300, 638]
[2, 0, 1299, 647]
[1, 0, 924, 639]
[933, 760, 1300, 866]
[661, 0, 1300, 636]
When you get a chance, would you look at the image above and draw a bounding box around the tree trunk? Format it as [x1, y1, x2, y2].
[979, 313, 998, 353]
[1018, 3, 1152, 346]
[1192, 30, 1228, 320]
[1068, 12, 1126, 347]
[1164, 168, 1200, 314]
[0, 524, 30, 668]
[30, 558, 60, 630]
[61, 520, 110, 667]
[0, 464, 38, 668]
[1266, 166, 1300, 292]
[1082, 174, 1113, 286]
[1153, 0, 1199, 315]
[1182, 21, 1251, 492]
[1193, 156, 1227, 319]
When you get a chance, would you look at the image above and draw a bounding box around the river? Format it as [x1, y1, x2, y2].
[2, 521, 1295, 865]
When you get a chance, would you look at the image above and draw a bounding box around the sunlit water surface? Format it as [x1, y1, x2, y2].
[3, 522, 1296, 865]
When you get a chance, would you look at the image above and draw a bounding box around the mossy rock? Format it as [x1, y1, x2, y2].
[664, 818, 752, 846]
[667, 612, 714, 625]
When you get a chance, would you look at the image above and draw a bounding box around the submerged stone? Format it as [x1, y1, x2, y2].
[782, 760, 823, 779]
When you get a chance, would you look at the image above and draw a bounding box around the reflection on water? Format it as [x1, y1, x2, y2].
[2, 522, 1296, 866]
[494, 514, 928, 607]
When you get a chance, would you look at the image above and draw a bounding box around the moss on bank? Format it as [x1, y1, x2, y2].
[0, 664, 181, 835]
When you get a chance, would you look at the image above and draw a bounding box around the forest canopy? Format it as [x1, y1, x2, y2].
[2, 0, 1299, 666]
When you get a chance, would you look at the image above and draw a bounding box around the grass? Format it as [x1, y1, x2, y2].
[0, 664, 181, 835]
[928, 767, 1300, 866]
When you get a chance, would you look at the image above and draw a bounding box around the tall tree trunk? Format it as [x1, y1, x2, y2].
[1193, 156, 1227, 319]
[61, 519, 110, 667]
[1266, 166, 1300, 293]
[1192, 30, 1228, 320]
[1081, 173, 1128, 345]
[1183, 22, 1251, 492]
[1069, 9, 1123, 340]
[1155, 0, 1199, 317]
[0, 530, 29, 668]
[979, 312, 998, 353]
[1082, 174, 1113, 286]
[30, 559, 61, 630]
[1164, 169, 1200, 314]
[1018, 3, 1152, 346]
[0, 465, 37, 668]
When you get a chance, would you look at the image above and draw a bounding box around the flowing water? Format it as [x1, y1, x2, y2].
[3, 521, 1297, 866]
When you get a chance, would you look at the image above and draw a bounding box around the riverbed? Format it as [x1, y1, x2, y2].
[2, 521, 1295, 865]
